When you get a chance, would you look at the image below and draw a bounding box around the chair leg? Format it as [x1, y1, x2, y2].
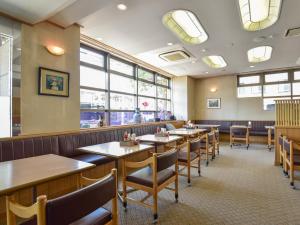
[122, 180, 127, 210]
[153, 192, 158, 223]
[187, 162, 191, 185]
[198, 158, 201, 176]
[175, 177, 179, 203]
[290, 165, 294, 188]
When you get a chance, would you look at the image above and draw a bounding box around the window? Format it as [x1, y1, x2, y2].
[110, 73, 136, 94]
[80, 66, 106, 89]
[157, 76, 169, 86]
[263, 83, 291, 97]
[138, 81, 155, 97]
[293, 83, 300, 95]
[239, 75, 260, 85]
[263, 97, 291, 111]
[80, 48, 104, 67]
[138, 97, 156, 111]
[294, 71, 300, 80]
[80, 45, 172, 126]
[138, 68, 154, 82]
[110, 58, 134, 76]
[265, 73, 288, 83]
[80, 89, 106, 110]
[110, 93, 135, 110]
[237, 86, 262, 98]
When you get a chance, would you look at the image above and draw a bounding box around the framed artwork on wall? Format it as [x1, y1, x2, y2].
[207, 98, 221, 109]
[38, 67, 70, 97]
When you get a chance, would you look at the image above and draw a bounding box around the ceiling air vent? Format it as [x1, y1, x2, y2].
[159, 50, 190, 62]
[285, 27, 300, 37]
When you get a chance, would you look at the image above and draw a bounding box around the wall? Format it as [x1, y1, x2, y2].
[194, 75, 275, 121]
[172, 76, 195, 121]
[21, 22, 80, 134]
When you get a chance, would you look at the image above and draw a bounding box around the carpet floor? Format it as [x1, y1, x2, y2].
[116, 143, 300, 225]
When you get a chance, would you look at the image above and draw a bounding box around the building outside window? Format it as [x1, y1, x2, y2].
[79, 44, 172, 127]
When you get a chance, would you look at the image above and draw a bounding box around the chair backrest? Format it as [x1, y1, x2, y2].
[214, 130, 220, 142]
[156, 149, 178, 172]
[46, 172, 116, 225]
[283, 139, 291, 154]
[231, 127, 247, 135]
[278, 135, 284, 147]
[207, 132, 215, 144]
[190, 139, 201, 152]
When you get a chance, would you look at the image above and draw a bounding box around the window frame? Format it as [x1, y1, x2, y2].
[80, 44, 172, 127]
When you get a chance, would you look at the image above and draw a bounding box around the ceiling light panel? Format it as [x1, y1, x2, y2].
[202, 55, 227, 68]
[238, 0, 282, 31]
[162, 10, 208, 44]
[247, 46, 272, 63]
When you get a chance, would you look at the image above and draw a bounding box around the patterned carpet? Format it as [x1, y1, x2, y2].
[116, 144, 300, 225]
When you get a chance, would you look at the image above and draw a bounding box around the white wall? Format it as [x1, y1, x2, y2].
[194, 75, 275, 121]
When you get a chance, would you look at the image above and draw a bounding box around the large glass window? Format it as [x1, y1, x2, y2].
[80, 66, 106, 89]
[263, 84, 291, 97]
[263, 97, 291, 111]
[239, 75, 260, 85]
[265, 73, 288, 83]
[237, 86, 262, 98]
[294, 71, 300, 80]
[110, 73, 136, 94]
[80, 45, 172, 126]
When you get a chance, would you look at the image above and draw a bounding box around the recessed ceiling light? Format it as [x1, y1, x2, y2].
[117, 3, 127, 11]
[238, 0, 282, 31]
[201, 49, 207, 52]
[162, 10, 208, 45]
[247, 46, 272, 63]
[205, 71, 209, 74]
[96, 37, 102, 41]
[192, 61, 196, 64]
[249, 65, 255, 68]
[202, 55, 227, 68]
[167, 42, 173, 46]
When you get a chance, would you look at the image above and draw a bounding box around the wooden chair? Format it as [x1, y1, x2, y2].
[122, 149, 178, 222]
[230, 126, 250, 149]
[278, 135, 285, 172]
[176, 138, 201, 185]
[199, 131, 215, 166]
[214, 129, 220, 155]
[6, 169, 118, 225]
[283, 139, 300, 188]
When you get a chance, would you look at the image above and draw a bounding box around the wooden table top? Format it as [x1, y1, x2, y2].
[265, 126, 275, 129]
[0, 154, 94, 196]
[138, 134, 183, 143]
[231, 125, 250, 129]
[168, 128, 206, 136]
[193, 124, 221, 128]
[78, 141, 154, 159]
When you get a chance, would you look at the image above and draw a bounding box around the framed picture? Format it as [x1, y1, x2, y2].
[207, 98, 221, 109]
[38, 67, 70, 97]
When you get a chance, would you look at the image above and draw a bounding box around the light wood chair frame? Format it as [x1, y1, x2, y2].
[199, 132, 215, 166]
[176, 138, 201, 185]
[230, 127, 250, 149]
[122, 149, 178, 222]
[278, 135, 286, 169]
[267, 127, 275, 151]
[283, 139, 300, 188]
[214, 129, 220, 155]
[6, 169, 118, 225]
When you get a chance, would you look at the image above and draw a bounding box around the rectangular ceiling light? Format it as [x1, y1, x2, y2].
[238, 0, 281, 31]
[247, 46, 272, 63]
[202, 55, 227, 68]
[162, 10, 208, 45]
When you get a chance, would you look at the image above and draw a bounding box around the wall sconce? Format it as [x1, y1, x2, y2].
[46, 45, 65, 56]
[210, 87, 217, 93]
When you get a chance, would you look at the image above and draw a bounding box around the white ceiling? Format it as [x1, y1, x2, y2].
[1, 0, 300, 78]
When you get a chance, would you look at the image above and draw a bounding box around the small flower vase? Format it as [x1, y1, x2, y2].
[133, 108, 142, 124]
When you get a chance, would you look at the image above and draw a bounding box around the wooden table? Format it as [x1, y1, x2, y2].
[0, 154, 94, 197]
[78, 142, 154, 201]
[168, 128, 206, 140]
[265, 126, 275, 151]
[193, 124, 220, 131]
[137, 134, 183, 152]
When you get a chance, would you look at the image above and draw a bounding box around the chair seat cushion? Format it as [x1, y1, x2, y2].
[20, 208, 111, 225]
[178, 151, 198, 163]
[287, 154, 300, 165]
[72, 154, 114, 166]
[126, 167, 175, 187]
